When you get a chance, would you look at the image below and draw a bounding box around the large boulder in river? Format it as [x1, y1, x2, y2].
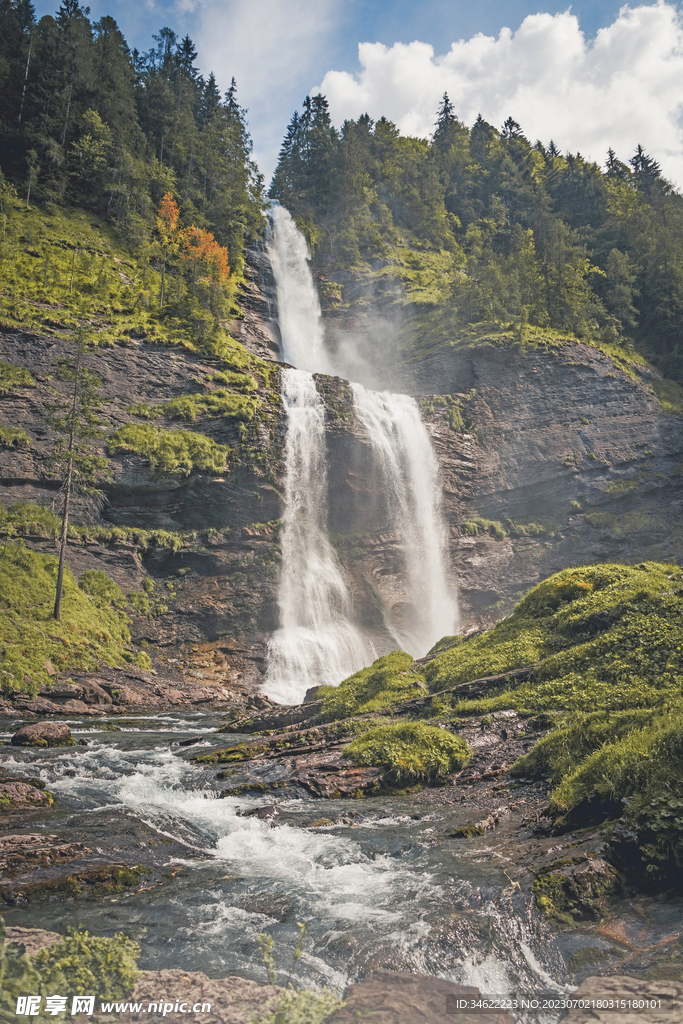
[11, 722, 74, 747]
[327, 971, 514, 1024]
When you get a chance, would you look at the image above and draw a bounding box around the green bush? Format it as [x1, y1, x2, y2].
[108, 423, 230, 475]
[255, 986, 344, 1024]
[34, 927, 140, 1002]
[317, 651, 423, 719]
[343, 721, 471, 781]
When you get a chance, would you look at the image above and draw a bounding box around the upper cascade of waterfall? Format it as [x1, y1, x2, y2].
[266, 205, 331, 373]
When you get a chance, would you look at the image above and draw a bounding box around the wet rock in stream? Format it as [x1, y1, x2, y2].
[327, 970, 514, 1024]
[11, 722, 74, 747]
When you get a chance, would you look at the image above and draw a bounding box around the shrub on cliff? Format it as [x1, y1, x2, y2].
[343, 722, 471, 781]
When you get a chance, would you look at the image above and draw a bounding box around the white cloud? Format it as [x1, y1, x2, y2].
[314, 3, 683, 186]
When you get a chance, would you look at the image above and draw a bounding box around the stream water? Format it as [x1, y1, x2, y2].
[1, 714, 586, 1022]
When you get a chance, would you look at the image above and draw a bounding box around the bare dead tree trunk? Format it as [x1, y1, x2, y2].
[18, 32, 32, 124]
[53, 344, 81, 620]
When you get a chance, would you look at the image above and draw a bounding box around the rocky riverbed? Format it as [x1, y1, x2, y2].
[2, 691, 683, 1024]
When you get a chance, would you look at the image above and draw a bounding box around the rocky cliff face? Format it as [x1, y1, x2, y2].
[1, 250, 682, 694]
[317, 338, 683, 633]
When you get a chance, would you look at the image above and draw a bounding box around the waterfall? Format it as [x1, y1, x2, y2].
[351, 385, 459, 656]
[265, 205, 330, 372]
[264, 215, 374, 704]
[263, 204, 457, 702]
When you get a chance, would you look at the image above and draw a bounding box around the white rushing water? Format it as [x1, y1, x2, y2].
[4, 728, 570, 1017]
[266, 205, 330, 372]
[265, 368, 374, 703]
[264, 203, 457, 700]
[351, 384, 458, 655]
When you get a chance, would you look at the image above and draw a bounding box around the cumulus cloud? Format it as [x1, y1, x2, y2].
[314, 3, 683, 186]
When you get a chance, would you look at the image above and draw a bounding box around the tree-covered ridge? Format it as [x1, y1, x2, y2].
[270, 94, 683, 382]
[0, 0, 265, 275]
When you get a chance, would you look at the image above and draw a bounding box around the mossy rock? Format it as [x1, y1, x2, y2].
[533, 857, 622, 924]
[1, 865, 149, 904]
[343, 722, 471, 782]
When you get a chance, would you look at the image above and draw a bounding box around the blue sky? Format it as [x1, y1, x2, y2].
[34, 1, 683, 186]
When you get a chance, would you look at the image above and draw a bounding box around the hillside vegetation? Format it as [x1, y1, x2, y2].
[271, 95, 683, 382]
[0, 540, 149, 696]
[323, 562, 683, 882]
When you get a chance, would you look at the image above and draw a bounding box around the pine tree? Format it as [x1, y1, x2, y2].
[433, 92, 456, 149]
[501, 116, 524, 141]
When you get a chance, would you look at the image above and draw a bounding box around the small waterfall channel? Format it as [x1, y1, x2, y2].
[265, 205, 458, 701]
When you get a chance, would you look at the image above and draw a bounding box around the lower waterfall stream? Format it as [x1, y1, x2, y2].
[264, 368, 375, 705]
[1, 714, 592, 1023]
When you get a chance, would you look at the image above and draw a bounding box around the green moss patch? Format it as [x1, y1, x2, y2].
[0, 542, 145, 694]
[0, 426, 30, 448]
[107, 422, 230, 475]
[128, 389, 257, 424]
[532, 859, 621, 924]
[342, 722, 471, 782]
[0, 360, 34, 394]
[316, 651, 425, 720]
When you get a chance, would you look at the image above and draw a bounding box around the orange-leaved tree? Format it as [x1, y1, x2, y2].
[181, 225, 231, 296]
[156, 192, 181, 308]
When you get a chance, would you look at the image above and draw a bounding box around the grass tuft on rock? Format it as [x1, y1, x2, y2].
[107, 422, 230, 475]
[343, 722, 471, 781]
[255, 986, 344, 1024]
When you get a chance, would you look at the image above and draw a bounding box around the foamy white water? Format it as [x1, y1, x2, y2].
[351, 385, 459, 655]
[266, 205, 331, 372]
[265, 368, 374, 703]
